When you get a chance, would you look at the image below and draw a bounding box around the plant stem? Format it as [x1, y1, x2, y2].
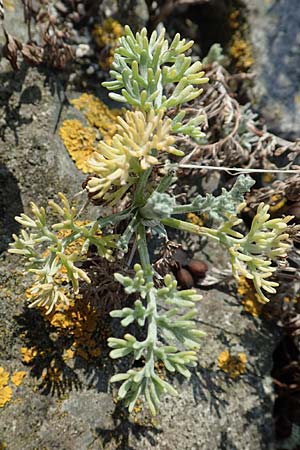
[136, 222, 157, 378]
[173, 204, 200, 214]
[136, 222, 151, 271]
[161, 217, 220, 240]
[97, 209, 133, 228]
[134, 168, 152, 206]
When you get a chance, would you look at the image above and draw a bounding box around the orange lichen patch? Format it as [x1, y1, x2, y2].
[154, 361, 167, 381]
[218, 350, 247, 378]
[187, 212, 204, 226]
[60, 94, 122, 174]
[262, 173, 274, 184]
[20, 346, 38, 364]
[71, 93, 122, 142]
[0, 386, 12, 408]
[92, 18, 124, 70]
[0, 368, 12, 408]
[269, 194, 286, 213]
[228, 8, 253, 71]
[59, 119, 96, 173]
[229, 31, 254, 71]
[283, 296, 299, 304]
[11, 371, 27, 387]
[228, 10, 240, 30]
[93, 18, 123, 47]
[44, 295, 101, 361]
[0, 368, 9, 389]
[237, 276, 264, 317]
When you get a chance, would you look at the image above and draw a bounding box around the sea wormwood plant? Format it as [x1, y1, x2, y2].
[9, 26, 293, 414]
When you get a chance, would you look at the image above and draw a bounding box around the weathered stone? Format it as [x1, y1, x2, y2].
[247, 0, 300, 139]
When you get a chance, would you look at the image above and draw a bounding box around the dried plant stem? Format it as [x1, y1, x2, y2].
[178, 164, 300, 175]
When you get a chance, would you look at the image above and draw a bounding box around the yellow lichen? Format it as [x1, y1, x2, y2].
[218, 350, 247, 378]
[20, 346, 38, 364]
[11, 371, 27, 387]
[269, 194, 286, 213]
[228, 10, 240, 30]
[92, 18, 124, 70]
[0, 368, 9, 389]
[237, 276, 263, 317]
[229, 32, 254, 70]
[44, 294, 102, 361]
[228, 10, 253, 71]
[0, 368, 12, 408]
[60, 95, 122, 174]
[187, 212, 207, 226]
[0, 386, 12, 408]
[71, 93, 122, 141]
[59, 120, 96, 173]
[63, 348, 75, 361]
[3, 0, 15, 12]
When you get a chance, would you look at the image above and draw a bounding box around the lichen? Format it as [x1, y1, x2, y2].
[60, 94, 122, 173]
[70, 93, 122, 141]
[44, 295, 102, 361]
[218, 350, 247, 378]
[92, 18, 124, 70]
[187, 212, 206, 227]
[20, 347, 38, 364]
[237, 276, 264, 317]
[59, 120, 96, 173]
[229, 32, 254, 70]
[11, 371, 27, 387]
[0, 368, 12, 408]
[228, 9, 254, 71]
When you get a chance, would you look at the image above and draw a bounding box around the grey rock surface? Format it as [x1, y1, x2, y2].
[247, 0, 300, 139]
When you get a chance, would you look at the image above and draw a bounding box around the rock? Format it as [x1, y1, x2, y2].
[247, 0, 300, 138]
[61, 391, 115, 430]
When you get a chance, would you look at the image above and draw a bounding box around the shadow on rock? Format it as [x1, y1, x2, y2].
[0, 164, 23, 254]
[14, 297, 121, 397]
[0, 62, 41, 144]
[95, 403, 162, 450]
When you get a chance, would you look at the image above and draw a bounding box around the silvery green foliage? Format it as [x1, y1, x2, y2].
[140, 191, 176, 220]
[236, 104, 260, 151]
[202, 43, 227, 66]
[9, 193, 116, 313]
[108, 264, 204, 415]
[193, 175, 255, 220]
[173, 175, 255, 221]
[103, 25, 208, 138]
